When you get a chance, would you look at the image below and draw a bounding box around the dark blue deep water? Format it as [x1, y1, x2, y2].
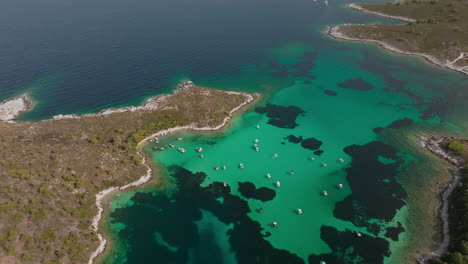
[0, 0, 394, 120]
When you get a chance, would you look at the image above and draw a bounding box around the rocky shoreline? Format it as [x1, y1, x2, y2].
[327, 25, 468, 77]
[53, 81, 196, 120]
[0, 94, 34, 121]
[418, 136, 462, 264]
[328, 1, 468, 76]
[87, 82, 256, 264]
[347, 3, 416, 22]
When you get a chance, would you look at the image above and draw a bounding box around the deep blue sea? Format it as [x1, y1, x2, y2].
[0, 0, 404, 121]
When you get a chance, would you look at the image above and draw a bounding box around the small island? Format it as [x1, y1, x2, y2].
[0, 82, 257, 264]
[329, 0, 468, 74]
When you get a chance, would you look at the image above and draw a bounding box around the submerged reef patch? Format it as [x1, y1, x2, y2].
[337, 78, 374, 91]
[373, 127, 384, 134]
[313, 150, 324, 156]
[284, 135, 303, 143]
[420, 86, 467, 119]
[373, 117, 414, 133]
[255, 104, 305, 129]
[109, 166, 303, 264]
[386, 118, 414, 129]
[284, 135, 323, 151]
[308, 226, 390, 264]
[384, 222, 404, 241]
[301, 138, 323, 151]
[334, 141, 407, 230]
[238, 182, 276, 202]
[269, 59, 289, 78]
[324, 90, 338, 96]
[292, 52, 316, 78]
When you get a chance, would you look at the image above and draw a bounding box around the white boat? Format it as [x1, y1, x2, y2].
[272, 154, 278, 158]
[272, 221, 278, 227]
[310, 157, 315, 160]
[196, 147, 203, 152]
[223, 182, 227, 187]
[239, 163, 244, 169]
[177, 137, 183, 140]
[275, 181, 281, 187]
[339, 158, 344, 162]
[222, 165, 227, 170]
[355, 231, 362, 237]
[254, 146, 259, 151]
[256, 125, 260, 129]
[322, 162, 327, 167]
[178, 148, 186, 153]
[297, 209, 303, 214]
[169, 144, 175, 148]
[200, 154, 204, 158]
[215, 166, 220, 170]
[254, 139, 259, 143]
[266, 173, 272, 178]
[338, 184, 344, 189]
[289, 170, 295, 175]
[323, 190, 328, 196]
[324, 0, 328, 6]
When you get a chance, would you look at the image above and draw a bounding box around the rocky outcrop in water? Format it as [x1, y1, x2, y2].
[421, 136, 460, 166]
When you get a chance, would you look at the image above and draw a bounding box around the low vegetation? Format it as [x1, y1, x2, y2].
[339, 0, 468, 68]
[0, 85, 254, 264]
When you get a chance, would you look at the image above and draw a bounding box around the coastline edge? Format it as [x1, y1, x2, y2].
[327, 4, 468, 76]
[87, 89, 257, 264]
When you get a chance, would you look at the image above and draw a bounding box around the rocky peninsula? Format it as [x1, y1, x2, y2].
[0, 82, 257, 264]
[329, 0, 468, 75]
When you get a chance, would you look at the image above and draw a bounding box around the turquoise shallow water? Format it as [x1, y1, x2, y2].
[103, 43, 468, 263]
[99, 1, 468, 262]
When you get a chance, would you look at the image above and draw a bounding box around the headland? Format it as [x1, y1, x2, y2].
[0, 81, 257, 264]
[328, 0, 468, 75]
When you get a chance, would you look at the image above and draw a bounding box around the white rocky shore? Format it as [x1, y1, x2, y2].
[328, 4, 468, 76]
[87, 82, 255, 264]
[0, 94, 33, 122]
[328, 25, 468, 76]
[52, 82, 185, 120]
[421, 137, 459, 166]
[348, 3, 416, 22]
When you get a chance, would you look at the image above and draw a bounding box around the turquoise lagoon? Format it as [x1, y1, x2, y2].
[102, 45, 468, 264]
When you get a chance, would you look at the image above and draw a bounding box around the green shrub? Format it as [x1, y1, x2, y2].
[448, 140, 466, 155]
[89, 137, 100, 144]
